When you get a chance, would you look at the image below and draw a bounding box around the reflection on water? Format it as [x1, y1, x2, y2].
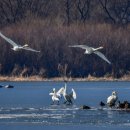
[0, 81, 130, 129]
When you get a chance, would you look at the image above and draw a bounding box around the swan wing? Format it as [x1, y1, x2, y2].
[22, 46, 40, 52]
[69, 45, 90, 50]
[94, 51, 111, 64]
[107, 96, 113, 104]
[57, 87, 64, 95]
[72, 88, 76, 99]
[107, 95, 117, 104]
[52, 96, 59, 101]
[68, 88, 76, 100]
[49, 92, 54, 96]
[0, 32, 18, 47]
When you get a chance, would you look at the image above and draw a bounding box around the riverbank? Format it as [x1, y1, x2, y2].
[0, 74, 130, 81]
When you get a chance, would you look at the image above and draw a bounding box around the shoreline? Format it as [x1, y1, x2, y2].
[0, 75, 130, 82]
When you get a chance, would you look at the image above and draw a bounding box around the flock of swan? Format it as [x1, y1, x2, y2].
[1, 32, 125, 109]
[0, 32, 111, 64]
[49, 82, 76, 105]
[49, 84, 130, 110]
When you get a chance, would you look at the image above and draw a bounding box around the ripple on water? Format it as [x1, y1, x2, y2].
[0, 106, 130, 126]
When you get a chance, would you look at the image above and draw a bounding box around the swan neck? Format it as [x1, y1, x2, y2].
[94, 47, 103, 51]
[63, 83, 67, 95]
[65, 83, 67, 91]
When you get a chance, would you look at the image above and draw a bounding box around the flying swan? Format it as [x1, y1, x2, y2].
[0, 32, 40, 52]
[69, 45, 111, 64]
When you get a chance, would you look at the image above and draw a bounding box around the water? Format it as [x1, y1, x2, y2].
[0, 81, 130, 130]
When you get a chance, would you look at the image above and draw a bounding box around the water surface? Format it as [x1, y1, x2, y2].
[0, 81, 130, 130]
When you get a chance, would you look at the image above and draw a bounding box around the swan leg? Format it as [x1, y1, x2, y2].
[57, 101, 60, 105]
[68, 101, 73, 105]
[64, 101, 67, 104]
[70, 100, 73, 104]
[51, 101, 54, 105]
[67, 99, 73, 105]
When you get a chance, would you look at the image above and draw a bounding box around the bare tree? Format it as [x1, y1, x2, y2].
[58, 63, 71, 81]
[0, 0, 27, 25]
[76, 0, 91, 22]
[99, 0, 130, 24]
[99, 0, 116, 23]
[20, 66, 31, 77]
[111, 0, 130, 24]
[64, 0, 72, 25]
[25, 0, 52, 17]
[11, 64, 22, 76]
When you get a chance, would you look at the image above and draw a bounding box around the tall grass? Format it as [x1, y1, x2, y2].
[0, 18, 130, 78]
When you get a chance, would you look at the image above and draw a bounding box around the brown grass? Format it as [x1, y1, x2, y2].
[0, 18, 130, 78]
[0, 74, 130, 81]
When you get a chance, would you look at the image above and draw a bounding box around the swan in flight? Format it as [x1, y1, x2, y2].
[69, 45, 111, 64]
[62, 82, 77, 105]
[49, 87, 64, 105]
[0, 32, 40, 52]
[107, 91, 118, 107]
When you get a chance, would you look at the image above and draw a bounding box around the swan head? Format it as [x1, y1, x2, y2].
[61, 87, 65, 93]
[23, 44, 28, 47]
[53, 88, 55, 92]
[112, 91, 117, 96]
[99, 46, 103, 49]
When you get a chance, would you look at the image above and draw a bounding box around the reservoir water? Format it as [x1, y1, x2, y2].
[0, 81, 130, 130]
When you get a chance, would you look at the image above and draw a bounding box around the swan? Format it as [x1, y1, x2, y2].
[107, 91, 118, 107]
[62, 82, 76, 105]
[69, 45, 111, 64]
[0, 32, 40, 52]
[49, 87, 64, 105]
[5, 84, 14, 88]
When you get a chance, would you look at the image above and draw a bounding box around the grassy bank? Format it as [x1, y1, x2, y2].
[0, 75, 130, 82]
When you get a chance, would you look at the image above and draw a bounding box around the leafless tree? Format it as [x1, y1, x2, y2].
[0, 0, 27, 25]
[64, 0, 72, 25]
[76, 0, 91, 22]
[99, 0, 130, 24]
[99, 0, 116, 23]
[58, 63, 71, 81]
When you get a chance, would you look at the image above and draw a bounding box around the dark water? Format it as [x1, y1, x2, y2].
[0, 81, 130, 130]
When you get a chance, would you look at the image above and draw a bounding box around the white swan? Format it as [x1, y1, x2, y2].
[0, 32, 40, 52]
[107, 91, 118, 107]
[49, 87, 64, 105]
[69, 45, 111, 64]
[62, 82, 76, 105]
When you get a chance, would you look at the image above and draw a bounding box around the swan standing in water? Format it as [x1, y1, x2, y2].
[0, 32, 40, 52]
[62, 82, 77, 105]
[69, 45, 111, 64]
[107, 91, 118, 107]
[49, 87, 64, 105]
